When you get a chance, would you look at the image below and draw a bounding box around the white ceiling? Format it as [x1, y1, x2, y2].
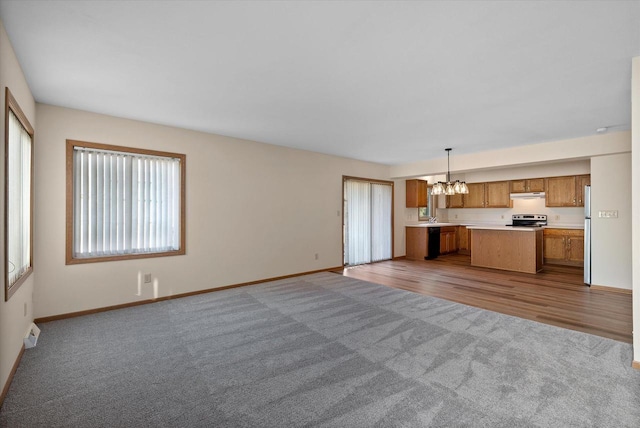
[1, 1, 639, 165]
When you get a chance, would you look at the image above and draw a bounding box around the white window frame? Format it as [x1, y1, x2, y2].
[66, 140, 186, 264]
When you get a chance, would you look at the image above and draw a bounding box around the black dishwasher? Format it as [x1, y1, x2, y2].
[426, 227, 440, 259]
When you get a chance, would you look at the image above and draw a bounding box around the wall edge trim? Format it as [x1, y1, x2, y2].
[590, 284, 632, 294]
[0, 344, 25, 408]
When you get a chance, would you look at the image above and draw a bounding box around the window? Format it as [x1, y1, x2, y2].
[66, 140, 185, 264]
[418, 185, 437, 221]
[5, 88, 34, 301]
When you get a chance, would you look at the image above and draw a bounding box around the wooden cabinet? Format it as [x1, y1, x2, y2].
[457, 226, 470, 255]
[510, 178, 545, 193]
[471, 228, 543, 274]
[447, 181, 509, 208]
[440, 174, 588, 209]
[484, 181, 511, 208]
[405, 227, 428, 260]
[543, 228, 584, 266]
[406, 179, 428, 208]
[545, 175, 590, 207]
[576, 175, 590, 207]
[440, 226, 458, 254]
[464, 183, 486, 208]
[446, 192, 464, 208]
[567, 235, 584, 264]
[546, 176, 577, 207]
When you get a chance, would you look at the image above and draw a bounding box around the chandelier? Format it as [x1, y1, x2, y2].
[431, 148, 468, 195]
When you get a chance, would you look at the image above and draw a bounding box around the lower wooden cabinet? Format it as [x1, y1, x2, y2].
[440, 227, 458, 254]
[457, 226, 470, 255]
[406, 227, 428, 261]
[543, 228, 584, 266]
[406, 226, 461, 259]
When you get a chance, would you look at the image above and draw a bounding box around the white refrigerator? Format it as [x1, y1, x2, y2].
[584, 185, 591, 285]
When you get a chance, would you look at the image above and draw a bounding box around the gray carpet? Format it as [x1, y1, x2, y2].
[1, 272, 639, 427]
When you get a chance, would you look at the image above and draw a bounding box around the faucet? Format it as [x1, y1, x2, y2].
[428, 217, 438, 224]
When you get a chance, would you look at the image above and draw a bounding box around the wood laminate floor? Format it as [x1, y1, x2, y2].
[336, 254, 632, 343]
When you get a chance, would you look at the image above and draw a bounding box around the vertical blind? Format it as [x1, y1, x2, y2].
[344, 179, 392, 266]
[345, 180, 372, 265]
[7, 110, 32, 287]
[73, 146, 181, 258]
[371, 183, 392, 262]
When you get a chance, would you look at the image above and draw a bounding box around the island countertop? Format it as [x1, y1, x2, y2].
[466, 225, 541, 231]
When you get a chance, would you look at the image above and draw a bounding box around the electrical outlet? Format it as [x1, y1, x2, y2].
[500, 215, 504, 219]
[315, 253, 319, 260]
[454, 214, 458, 219]
[144, 273, 152, 283]
[24, 302, 27, 317]
[555, 215, 560, 221]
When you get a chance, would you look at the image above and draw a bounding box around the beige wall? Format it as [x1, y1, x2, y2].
[0, 20, 36, 396]
[591, 153, 632, 290]
[34, 104, 390, 318]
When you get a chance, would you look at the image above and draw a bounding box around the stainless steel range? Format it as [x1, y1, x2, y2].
[506, 214, 547, 227]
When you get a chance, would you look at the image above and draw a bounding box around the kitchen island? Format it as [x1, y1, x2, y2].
[467, 226, 543, 274]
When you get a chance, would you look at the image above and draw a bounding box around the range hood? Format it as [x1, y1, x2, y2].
[510, 192, 545, 199]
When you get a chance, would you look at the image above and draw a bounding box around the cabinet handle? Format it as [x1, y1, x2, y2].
[567, 238, 571, 250]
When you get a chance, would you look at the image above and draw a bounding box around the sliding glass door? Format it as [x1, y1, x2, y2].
[344, 177, 393, 266]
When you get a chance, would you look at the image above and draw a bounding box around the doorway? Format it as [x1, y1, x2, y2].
[343, 177, 394, 266]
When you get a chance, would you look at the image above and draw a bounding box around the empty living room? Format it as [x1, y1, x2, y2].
[1, 1, 640, 427]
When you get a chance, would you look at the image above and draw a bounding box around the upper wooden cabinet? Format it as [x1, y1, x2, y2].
[510, 178, 545, 193]
[546, 176, 576, 207]
[485, 181, 511, 208]
[438, 175, 588, 209]
[546, 175, 590, 207]
[464, 183, 486, 208]
[576, 175, 590, 207]
[446, 192, 464, 208]
[446, 181, 510, 208]
[406, 179, 428, 207]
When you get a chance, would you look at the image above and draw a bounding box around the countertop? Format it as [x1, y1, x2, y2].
[466, 225, 542, 232]
[406, 222, 584, 230]
[405, 223, 458, 228]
